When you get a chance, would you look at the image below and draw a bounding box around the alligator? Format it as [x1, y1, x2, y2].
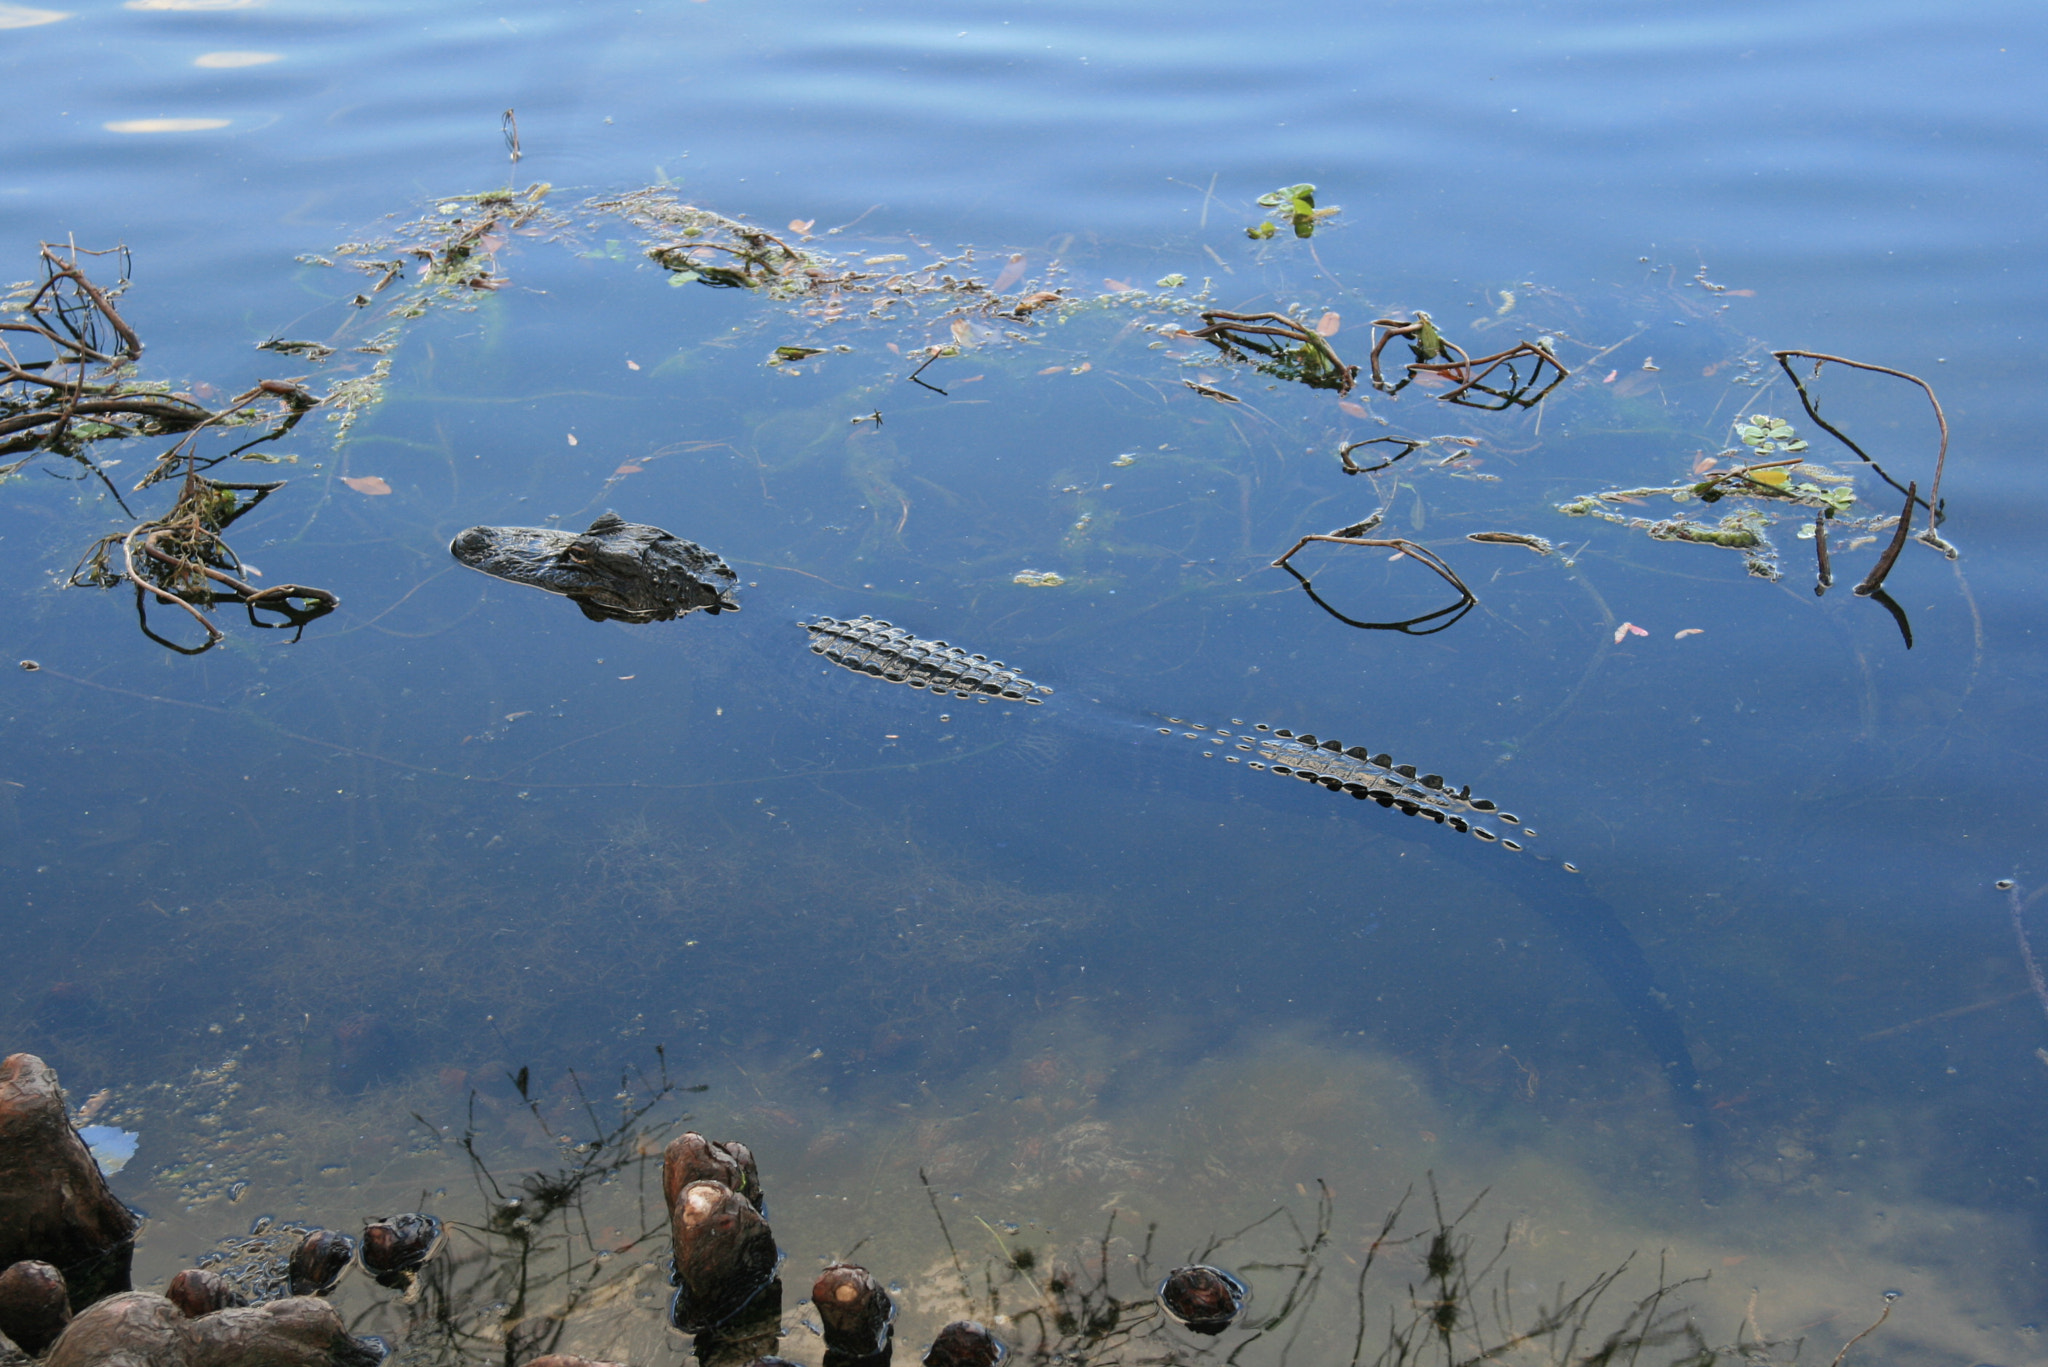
[454, 526, 1712, 1169]
[449, 512, 739, 623]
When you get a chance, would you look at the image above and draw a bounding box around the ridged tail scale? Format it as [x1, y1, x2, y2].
[801, 615, 1054, 703]
[1159, 719, 1572, 866]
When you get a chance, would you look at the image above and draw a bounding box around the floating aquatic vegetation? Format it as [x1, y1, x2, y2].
[68, 465, 338, 653]
[591, 186, 1091, 338]
[1249, 183, 1325, 239]
[1013, 568, 1066, 587]
[1557, 408, 1942, 602]
[1368, 312, 1569, 409]
[2, 243, 311, 478]
[295, 181, 563, 443]
[0, 242, 337, 653]
[1771, 349, 1956, 557]
[1178, 309, 1359, 394]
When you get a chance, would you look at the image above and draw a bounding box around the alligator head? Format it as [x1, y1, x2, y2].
[449, 512, 740, 623]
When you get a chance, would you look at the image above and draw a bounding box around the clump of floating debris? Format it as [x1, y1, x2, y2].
[1, 241, 338, 653]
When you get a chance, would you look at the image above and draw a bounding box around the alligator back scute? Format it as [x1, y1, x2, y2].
[1158, 717, 1570, 865]
[802, 615, 1053, 703]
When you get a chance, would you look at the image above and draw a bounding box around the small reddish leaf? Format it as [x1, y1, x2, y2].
[1103, 278, 1133, 292]
[1338, 399, 1369, 419]
[1675, 628, 1704, 639]
[612, 463, 643, 476]
[788, 219, 814, 233]
[1602, 370, 1619, 384]
[1614, 621, 1649, 643]
[341, 475, 391, 496]
[1316, 312, 1340, 337]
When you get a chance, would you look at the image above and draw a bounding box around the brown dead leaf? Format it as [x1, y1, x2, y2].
[1316, 312, 1340, 337]
[1338, 399, 1369, 419]
[341, 475, 391, 496]
[1038, 365, 1064, 376]
[788, 219, 814, 233]
[613, 463, 644, 476]
[991, 253, 1027, 293]
[1104, 278, 1134, 292]
[950, 318, 976, 349]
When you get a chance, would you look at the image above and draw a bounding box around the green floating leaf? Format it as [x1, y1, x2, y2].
[1738, 426, 1767, 443]
[1246, 221, 1277, 240]
[1785, 439, 1809, 452]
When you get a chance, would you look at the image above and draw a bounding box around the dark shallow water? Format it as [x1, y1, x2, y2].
[4, 0, 2048, 1361]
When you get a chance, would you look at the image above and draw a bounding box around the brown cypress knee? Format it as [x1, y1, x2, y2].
[0, 1259, 71, 1356]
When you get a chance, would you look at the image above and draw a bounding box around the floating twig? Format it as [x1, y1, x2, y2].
[1368, 313, 1467, 394]
[1466, 532, 1554, 555]
[1368, 313, 1568, 409]
[1337, 435, 1424, 475]
[1272, 530, 1478, 635]
[905, 345, 951, 394]
[1181, 310, 1357, 394]
[1771, 350, 1950, 547]
[1854, 482, 1915, 598]
[1827, 1293, 1898, 1367]
[1182, 379, 1240, 403]
[1813, 513, 1832, 596]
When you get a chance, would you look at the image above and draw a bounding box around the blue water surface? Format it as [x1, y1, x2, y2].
[3, 0, 2047, 1359]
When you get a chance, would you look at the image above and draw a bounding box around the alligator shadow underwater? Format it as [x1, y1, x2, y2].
[451, 512, 1721, 1193]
